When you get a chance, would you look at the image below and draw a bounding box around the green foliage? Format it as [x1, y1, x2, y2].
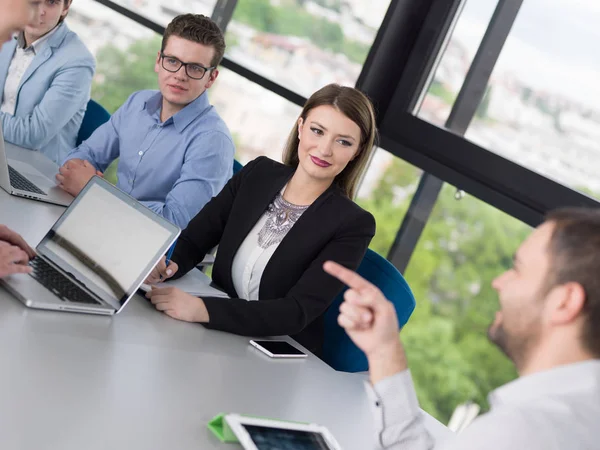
[103, 160, 119, 185]
[231, 0, 369, 64]
[91, 36, 161, 114]
[521, 86, 533, 104]
[233, 0, 276, 32]
[357, 159, 421, 255]
[576, 185, 600, 200]
[342, 40, 371, 66]
[428, 80, 456, 105]
[359, 157, 528, 423]
[301, 0, 342, 12]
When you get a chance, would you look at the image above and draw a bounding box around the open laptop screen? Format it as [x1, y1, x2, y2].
[38, 177, 180, 306]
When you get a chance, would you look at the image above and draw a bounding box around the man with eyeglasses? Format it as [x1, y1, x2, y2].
[57, 14, 234, 229]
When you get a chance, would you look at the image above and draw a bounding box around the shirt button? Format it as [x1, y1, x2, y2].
[375, 401, 381, 407]
[138, 151, 143, 156]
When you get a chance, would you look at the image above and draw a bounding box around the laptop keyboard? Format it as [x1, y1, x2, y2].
[8, 165, 46, 195]
[29, 258, 101, 305]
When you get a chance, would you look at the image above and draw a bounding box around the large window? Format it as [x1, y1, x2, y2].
[466, 0, 600, 200]
[101, 0, 218, 27]
[418, 0, 600, 200]
[69, 0, 155, 57]
[418, 0, 498, 127]
[210, 67, 302, 163]
[355, 149, 422, 255]
[226, 0, 391, 97]
[401, 182, 530, 423]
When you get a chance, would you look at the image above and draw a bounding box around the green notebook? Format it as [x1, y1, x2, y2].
[207, 413, 307, 444]
[207, 413, 240, 443]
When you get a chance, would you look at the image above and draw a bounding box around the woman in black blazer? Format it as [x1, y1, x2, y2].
[146, 84, 377, 356]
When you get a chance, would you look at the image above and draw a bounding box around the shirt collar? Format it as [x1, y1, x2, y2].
[489, 360, 600, 408]
[16, 24, 61, 54]
[142, 90, 211, 132]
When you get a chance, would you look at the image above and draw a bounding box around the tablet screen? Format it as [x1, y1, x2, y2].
[244, 425, 331, 450]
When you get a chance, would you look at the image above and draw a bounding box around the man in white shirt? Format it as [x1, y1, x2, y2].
[324, 207, 600, 450]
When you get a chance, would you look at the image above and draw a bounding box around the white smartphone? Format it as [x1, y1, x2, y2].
[225, 414, 342, 450]
[249, 340, 307, 358]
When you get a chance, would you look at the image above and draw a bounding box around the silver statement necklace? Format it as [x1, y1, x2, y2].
[257, 191, 309, 249]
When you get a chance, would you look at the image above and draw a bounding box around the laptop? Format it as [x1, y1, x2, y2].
[1, 176, 180, 315]
[0, 125, 73, 206]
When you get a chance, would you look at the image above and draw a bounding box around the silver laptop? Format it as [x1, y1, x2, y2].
[0, 126, 73, 206]
[1, 176, 180, 314]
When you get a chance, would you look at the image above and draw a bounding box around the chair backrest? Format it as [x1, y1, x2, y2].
[233, 159, 243, 175]
[76, 99, 111, 147]
[322, 248, 416, 372]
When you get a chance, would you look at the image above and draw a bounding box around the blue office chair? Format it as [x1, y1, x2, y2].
[322, 249, 416, 373]
[76, 99, 111, 146]
[233, 159, 243, 175]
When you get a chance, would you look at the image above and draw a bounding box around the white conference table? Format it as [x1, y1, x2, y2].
[0, 186, 451, 449]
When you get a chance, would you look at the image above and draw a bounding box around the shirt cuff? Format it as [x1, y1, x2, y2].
[364, 369, 424, 448]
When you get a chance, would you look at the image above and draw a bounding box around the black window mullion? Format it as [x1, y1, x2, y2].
[445, 0, 524, 135]
[210, 0, 238, 32]
[386, 0, 525, 271]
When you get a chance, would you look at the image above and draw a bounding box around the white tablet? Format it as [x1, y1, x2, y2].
[224, 414, 342, 450]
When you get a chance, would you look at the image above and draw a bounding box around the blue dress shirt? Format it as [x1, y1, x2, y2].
[64, 90, 235, 229]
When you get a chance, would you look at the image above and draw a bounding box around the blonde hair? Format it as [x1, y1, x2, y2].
[282, 84, 377, 199]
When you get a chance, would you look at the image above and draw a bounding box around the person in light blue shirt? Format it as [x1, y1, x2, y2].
[0, 0, 95, 164]
[57, 14, 234, 229]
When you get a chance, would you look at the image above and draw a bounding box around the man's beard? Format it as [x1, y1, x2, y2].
[487, 320, 538, 371]
[488, 322, 511, 357]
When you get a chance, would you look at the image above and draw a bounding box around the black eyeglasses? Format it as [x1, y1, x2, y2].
[160, 53, 215, 80]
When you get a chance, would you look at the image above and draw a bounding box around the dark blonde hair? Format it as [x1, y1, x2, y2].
[161, 14, 226, 68]
[282, 84, 377, 199]
[58, 0, 72, 24]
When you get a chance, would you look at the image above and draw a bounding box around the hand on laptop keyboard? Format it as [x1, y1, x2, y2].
[0, 240, 33, 278]
[0, 224, 35, 258]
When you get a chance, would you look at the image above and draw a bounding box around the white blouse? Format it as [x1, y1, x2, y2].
[1, 29, 59, 115]
[231, 187, 308, 300]
[231, 213, 281, 301]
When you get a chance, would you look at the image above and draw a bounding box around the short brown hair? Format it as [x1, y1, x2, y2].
[58, 0, 72, 25]
[282, 84, 378, 199]
[545, 207, 600, 357]
[161, 14, 226, 68]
